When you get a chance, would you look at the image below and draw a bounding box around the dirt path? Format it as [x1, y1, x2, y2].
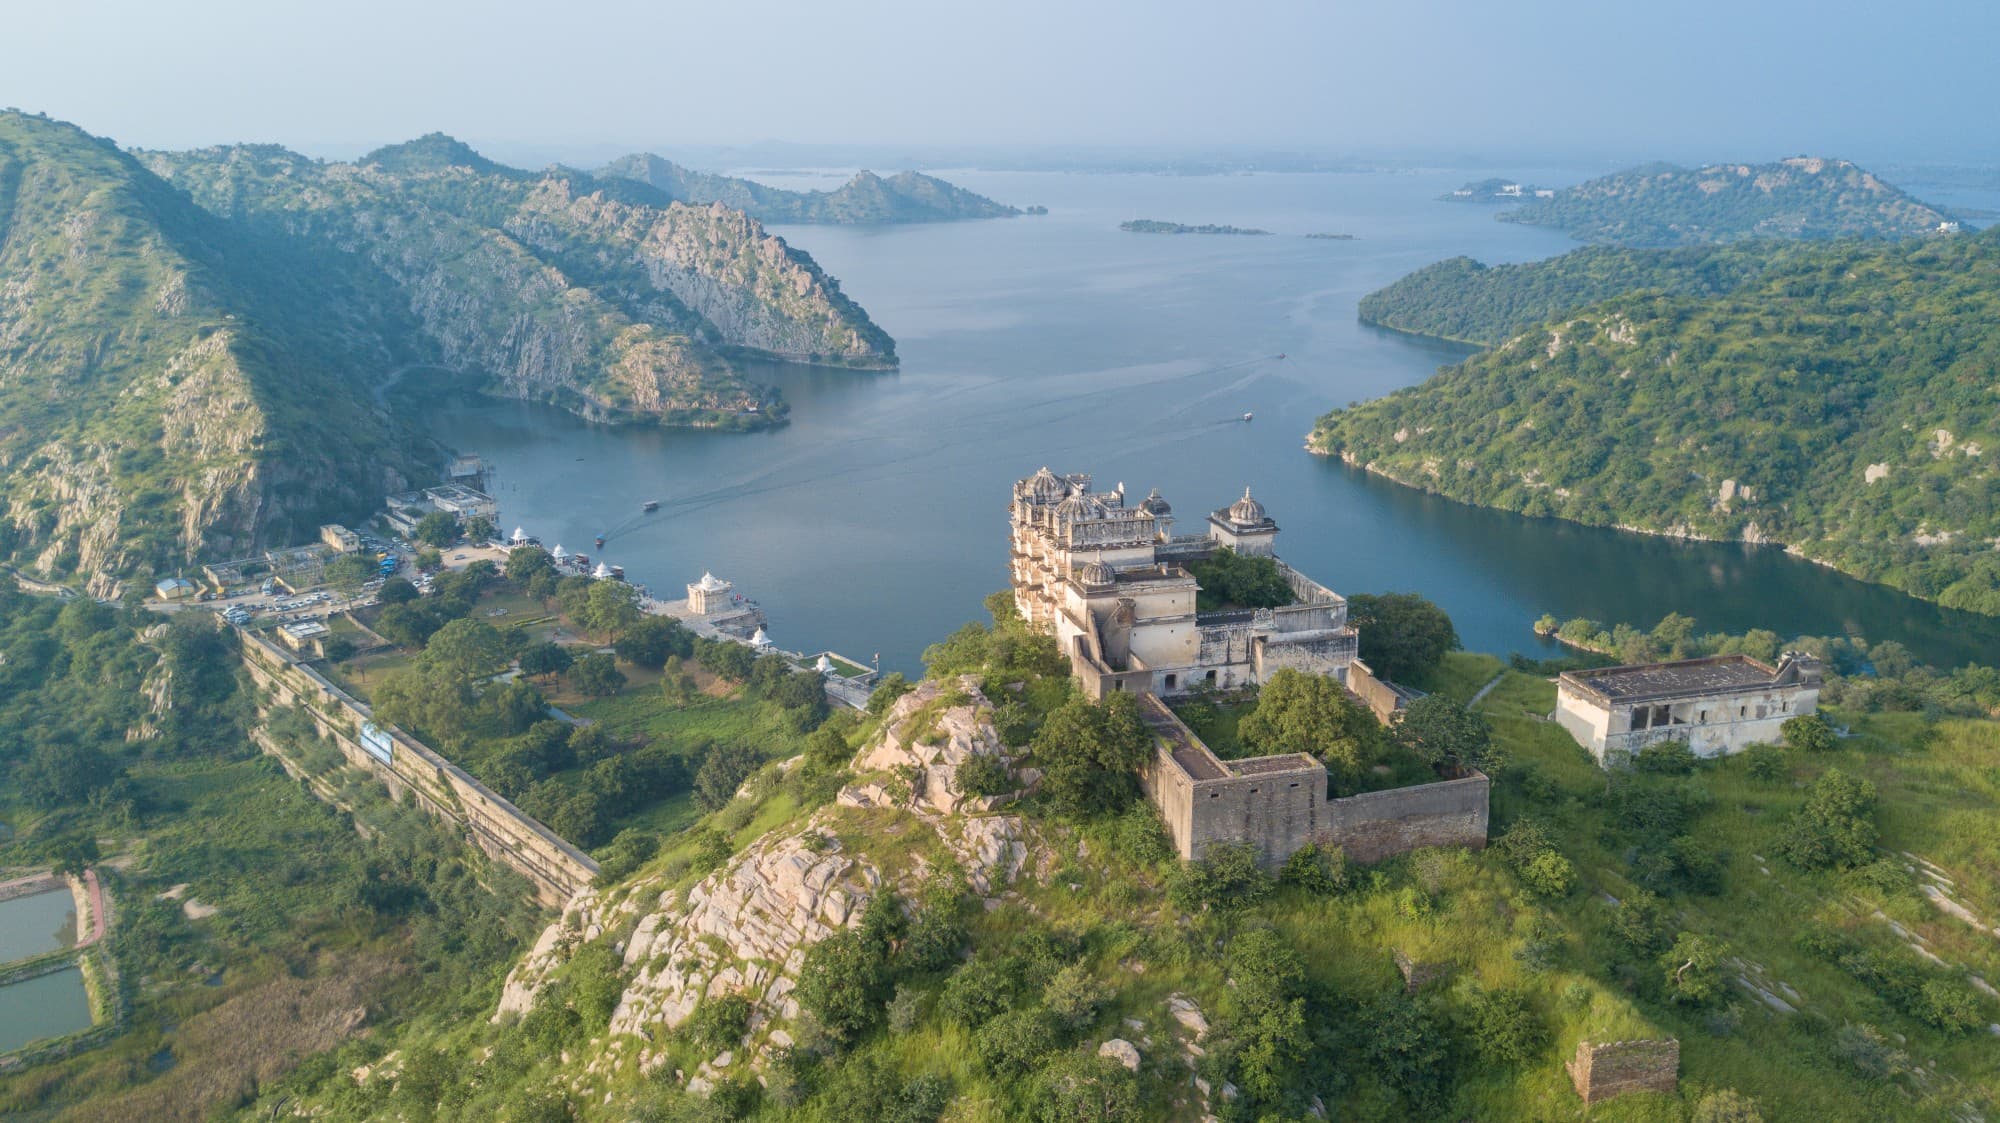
[1468, 672, 1507, 708]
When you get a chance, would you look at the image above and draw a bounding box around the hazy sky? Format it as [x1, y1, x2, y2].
[6, 0, 1997, 164]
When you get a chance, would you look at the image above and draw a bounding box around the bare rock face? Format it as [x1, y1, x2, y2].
[1099, 1037, 1142, 1072]
[845, 674, 1028, 815]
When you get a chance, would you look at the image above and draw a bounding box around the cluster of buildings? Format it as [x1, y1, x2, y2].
[1010, 468, 1485, 869]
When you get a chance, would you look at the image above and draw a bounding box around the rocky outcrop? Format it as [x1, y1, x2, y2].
[494, 689, 1032, 1081]
[842, 674, 1032, 816]
[598, 154, 1020, 225]
[145, 138, 895, 430]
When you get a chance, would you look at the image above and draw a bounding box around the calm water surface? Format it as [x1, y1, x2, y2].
[0, 888, 75, 964]
[0, 966, 91, 1053]
[427, 169, 2000, 673]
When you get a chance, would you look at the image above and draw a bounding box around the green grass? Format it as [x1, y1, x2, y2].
[1413, 650, 1508, 704]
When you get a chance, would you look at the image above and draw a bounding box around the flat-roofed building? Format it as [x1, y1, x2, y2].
[278, 619, 331, 657]
[320, 524, 361, 553]
[1556, 653, 1822, 763]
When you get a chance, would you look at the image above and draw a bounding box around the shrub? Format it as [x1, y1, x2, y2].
[684, 993, 752, 1052]
[694, 744, 762, 812]
[954, 752, 1013, 798]
[866, 671, 914, 714]
[939, 958, 1015, 1028]
[1390, 695, 1499, 773]
[1782, 713, 1837, 753]
[1777, 768, 1878, 871]
[1167, 841, 1272, 912]
[1028, 1051, 1140, 1123]
[1917, 978, 1985, 1033]
[568, 652, 626, 696]
[1517, 849, 1576, 898]
[1113, 804, 1175, 865]
[1692, 1089, 1765, 1123]
[1612, 889, 1670, 955]
[1279, 842, 1350, 895]
[795, 928, 890, 1044]
[1041, 963, 1109, 1030]
[1463, 987, 1547, 1065]
[972, 1007, 1061, 1078]
[1741, 743, 1786, 780]
[1633, 739, 1697, 774]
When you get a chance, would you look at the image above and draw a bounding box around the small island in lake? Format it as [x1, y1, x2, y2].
[1305, 232, 1357, 240]
[1440, 177, 1551, 203]
[1121, 218, 1272, 235]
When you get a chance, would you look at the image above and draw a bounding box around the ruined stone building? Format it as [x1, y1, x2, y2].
[1009, 467, 1358, 699]
[1010, 468, 1486, 868]
[1556, 653, 1823, 763]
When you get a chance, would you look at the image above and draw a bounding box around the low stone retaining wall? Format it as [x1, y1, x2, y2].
[1318, 771, 1489, 864]
[1568, 1038, 1678, 1105]
[237, 627, 597, 908]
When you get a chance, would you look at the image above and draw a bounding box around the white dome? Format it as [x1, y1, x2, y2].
[510, 526, 527, 542]
[551, 544, 568, 559]
[1027, 466, 1067, 502]
[1077, 561, 1117, 588]
[750, 628, 771, 647]
[593, 563, 614, 579]
[697, 571, 728, 591]
[815, 654, 833, 674]
[1228, 487, 1268, 525]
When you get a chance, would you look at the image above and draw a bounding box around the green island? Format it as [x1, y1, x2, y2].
[1120, 219, 1274, 235]
[598, 155, 1022, 224]
[1439, 177, 1548, 203]
[8, 561, 2000, 1121]
[0, 112, 897, 591]
[1316, 228, 2000, 616]
[1496, 158, 1957, 245]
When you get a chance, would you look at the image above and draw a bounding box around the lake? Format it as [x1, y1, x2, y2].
[426, 168, 2000, 674]
[0, 967, 91, 1054]
[0, 888, 75, 964]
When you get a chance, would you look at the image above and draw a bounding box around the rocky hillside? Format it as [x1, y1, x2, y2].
[0, 111, 422, 592]
[599, 154, 1020, 224]
[1314, 228, 2000, 615]
[1499, 157, 1957, 245]
[143, 136, 897, 426]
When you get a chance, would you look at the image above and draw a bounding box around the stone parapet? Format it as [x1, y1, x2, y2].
[1567, 1038, 1678, 1105]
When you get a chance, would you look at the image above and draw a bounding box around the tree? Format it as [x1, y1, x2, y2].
[1166, 840, 1271, 912]
[1777, 767, 1877, 870]
[614, 615, 693, 669]
[972, 1007, 1061, 1078]
[1030, 692, 1152, 817]
[505, 545, 555, 584]
[867, 671, 914, 715]
[795, 928, 890, 1044]
[1279, 842, 1350, 895]
[1237, 668, 1377, 777]
[1188, 547, 1291, 610]
[20, 742, 120, 810]
[420, 618, 509, 686]
[374, 602, 441, 648]
[413, 510, 461, 548]
[1349, 592, 1460, 683]
[378, 577, 420, 605]
[518, 641, 574, 680]
[694, 744, 761, 811]
[462, 515, 497, 543]
[578, 580, 642, 640]
[1660, 931, 1729, 1004]
[1390, 695, 1498, 773]
[568, 653, 626, 697]
[323, 552, 377, 596]
[1782, 713, 1837, 753]
[1463, 987, 1547, 1065]
[45, 833, 100, 877]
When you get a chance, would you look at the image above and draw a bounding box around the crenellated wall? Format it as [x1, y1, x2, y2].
[237, 627, 597, 908]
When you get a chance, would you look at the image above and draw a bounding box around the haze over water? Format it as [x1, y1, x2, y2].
[427, 168, 2000, 674]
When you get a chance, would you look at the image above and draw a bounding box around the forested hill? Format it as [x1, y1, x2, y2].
[1314, 228, 2000, 616]
[598, 153, 1020, 223]
[1357, 243, 1811, 346]
[1499, 158, 1957, 246]
[0, 111, 425, 593]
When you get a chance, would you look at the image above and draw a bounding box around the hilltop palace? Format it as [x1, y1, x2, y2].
[1009, 467, 1361, 699]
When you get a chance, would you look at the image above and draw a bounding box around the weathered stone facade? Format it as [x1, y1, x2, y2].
[1135, 695, 1489, 869]
[1557, 654, 1821, 763]
[238, 626, 597, 908]
[1010, 468, 1357, 700]
[1567, 1038, 1679, 1105]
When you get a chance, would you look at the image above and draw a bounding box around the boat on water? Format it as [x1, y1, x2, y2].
[643, 500, 660, 512]
[1242, 412, 1254, 422]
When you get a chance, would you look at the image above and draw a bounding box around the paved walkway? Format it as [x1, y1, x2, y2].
[1469, 673, 1507, 708]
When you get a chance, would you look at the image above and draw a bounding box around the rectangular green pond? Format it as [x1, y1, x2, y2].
[0, 966, 92, 1053]
[0, 888, 76, 964]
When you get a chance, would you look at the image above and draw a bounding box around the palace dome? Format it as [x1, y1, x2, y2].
[1054, 494, 1104, 523]
[1077, 561, 1117, 588]
[1228, 488, 1267, 524]
[1028, 467, 1067, 502]
[1140, 487, 1172, 516]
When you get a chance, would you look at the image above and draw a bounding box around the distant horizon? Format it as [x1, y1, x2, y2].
[7, 0, 1998, 171]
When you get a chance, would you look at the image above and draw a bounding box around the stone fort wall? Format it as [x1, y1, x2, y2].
[237, 628, 597, 908]
[1137, 698, 1488, 868]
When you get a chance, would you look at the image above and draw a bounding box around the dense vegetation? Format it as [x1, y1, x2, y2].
[1316, 228, 2000, 615]
[1497, 158, 1955, 245]
[0, 585, 540, 1120]
[0, 111, 427, 588]
[599, 155, 1021, 223]
[1356, 243, 1801, 345]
